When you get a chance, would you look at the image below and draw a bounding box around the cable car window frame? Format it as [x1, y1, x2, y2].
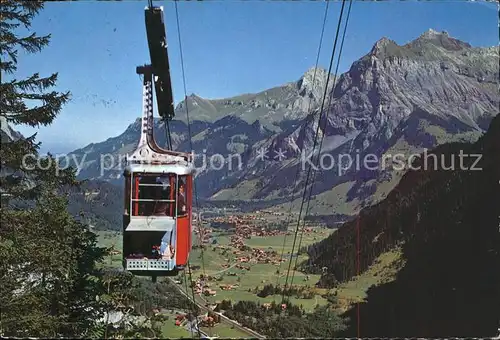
[176, 174, 188, 217]
[124, 173, 131, 216]
[131, 173, 177, 217]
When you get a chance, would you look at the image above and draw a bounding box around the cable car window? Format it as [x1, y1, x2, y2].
[124, 174, 131, 216]
[152, 174, 172, 216]
[131, 173, 176, 217]
[177, 175, 187, 217]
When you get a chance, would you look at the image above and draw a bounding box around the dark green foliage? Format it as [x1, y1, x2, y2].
[304, 116, 498, 286]
[221, 299, 346, 337]
[0, 2, 200, 338]
[256, 283, 314, 299]
[329, 116, 500, 336]
[131, 276, 194, 312]
[0, 1, 69, 125]
[0, 152, 109, 337]
[97, 271, 176, 339]
[217, 299, 232, 311]
[0, 1, 112, 337]
[306, 304, 348, 337]
[0, 2, 137, 337]
[0, 195, 107, 337]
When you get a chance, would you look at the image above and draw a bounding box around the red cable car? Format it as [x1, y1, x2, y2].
[123, 159, 194, 279]
[123, 4, 195, 281]
[122, 69, 195, 280]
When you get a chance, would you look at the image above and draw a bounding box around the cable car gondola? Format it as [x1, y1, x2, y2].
[122, 143, 194, 279]
[122, 4, 194, 281]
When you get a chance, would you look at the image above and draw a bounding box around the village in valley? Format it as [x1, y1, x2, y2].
[186, 213, 328, 292]
[98, 208, 364, 338]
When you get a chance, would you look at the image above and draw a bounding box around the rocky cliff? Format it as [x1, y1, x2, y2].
[62, 29, 499, 216]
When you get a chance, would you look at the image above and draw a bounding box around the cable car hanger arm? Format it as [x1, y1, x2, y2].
[143, 3, 175, 121]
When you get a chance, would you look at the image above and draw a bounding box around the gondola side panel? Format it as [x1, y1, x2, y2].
[176, 216, 189, 267]
[123, 173, 132, 268]
[187, 174, 193, 253]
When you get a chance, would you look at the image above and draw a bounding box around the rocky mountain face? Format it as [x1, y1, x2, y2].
[65, 66, 334, 196]
[63, 29, 499, 216]
[1, 116, 23, 144]
[210, 29, 499, 213]
[175, 67, 334, 128]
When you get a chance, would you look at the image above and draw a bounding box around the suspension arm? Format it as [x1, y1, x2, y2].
[145, 6, 175, 121]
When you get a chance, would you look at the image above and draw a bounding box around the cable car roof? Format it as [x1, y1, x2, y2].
[124, 162, 195, 175]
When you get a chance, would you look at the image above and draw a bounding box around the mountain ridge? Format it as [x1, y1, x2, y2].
[11, 29, 499, 220]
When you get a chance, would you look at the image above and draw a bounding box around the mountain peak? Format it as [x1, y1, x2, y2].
[421, 28, 445, 38]
[301, 66, 328, 79]
[368, 37, 404, 59]
[408, 28, 471, 51]
[296, 67, 330, 96]
[374, 36, 396, 47]
[1, 116, 23, 143]
[364, 29, 473, 61]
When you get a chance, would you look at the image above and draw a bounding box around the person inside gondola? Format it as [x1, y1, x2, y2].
[138, 175, 156, 215]
[160, 232, 174, 260]
[177, 181, 186, 216]
[152, 245, 161, 259]
[153, 176, 171, 215]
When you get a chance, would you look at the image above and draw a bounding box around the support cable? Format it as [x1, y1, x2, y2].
[163, 118, 173, 150]
[281, 0, 348, 305]
[174, 0, 206, 277]
[183, 273, 195, 338]
[289, 0, 353, 289]
[174, 2, 206, 337]
[274, 0, 331, 295]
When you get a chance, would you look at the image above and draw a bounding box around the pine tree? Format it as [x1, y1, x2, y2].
[0, 1, 107, 337]
[99, 271, 170, 339]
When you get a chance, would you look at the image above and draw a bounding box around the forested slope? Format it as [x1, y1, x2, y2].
[307, 114, 500, 336]
[67, 179, 123, 231]
[304, 115, 500, 283]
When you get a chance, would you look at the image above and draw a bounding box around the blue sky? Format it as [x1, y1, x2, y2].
[11, 0, 498, 154]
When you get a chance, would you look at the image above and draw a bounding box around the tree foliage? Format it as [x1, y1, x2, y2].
[320, 116, 500, 336]
[1, 1, 107, 337]
[66, 179, 123, 231]
[221, 299, 347, 337]
[0, 1, 106, 337]
[256, 283, 315, 299]
[0, 2, 200, 338]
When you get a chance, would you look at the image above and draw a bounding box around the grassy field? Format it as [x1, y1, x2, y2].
[95, 230, 123, 268]
[244, 230, 329, 253]
[332, 246, 405, 311]
[160, 311, 192, 339]
[185, 229, 335, 312]
[95, 228, 335, 312]
[94, 226, 403, 321]
[201, 323, 250, 338]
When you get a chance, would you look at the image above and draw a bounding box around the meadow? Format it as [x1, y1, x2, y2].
[95, 229, 334, 311]
[95, 225, 403, 337]
[184, 229, 335, 312]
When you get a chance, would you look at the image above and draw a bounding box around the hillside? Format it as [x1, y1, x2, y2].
[65, 66, 333, 195]
[173, 67, 334, 128]
[1, 120, 123, 231]
[65, 29, 499, 217]
[66, 179, 123, 231]
[306, 114, 500, 336]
